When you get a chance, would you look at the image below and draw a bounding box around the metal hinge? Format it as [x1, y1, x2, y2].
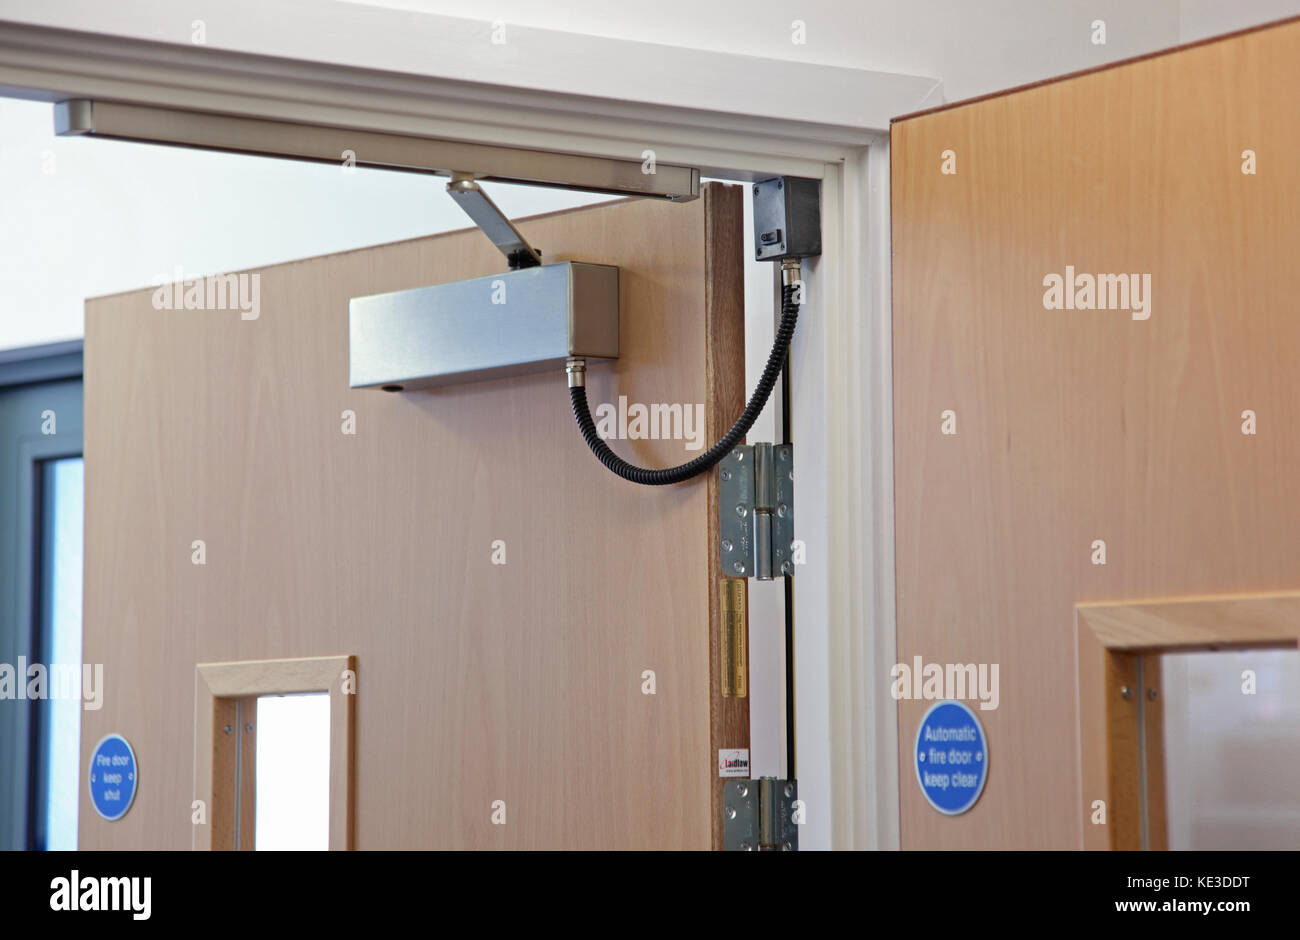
[718, 443, 794, 580]
[723, 777, 799, 851]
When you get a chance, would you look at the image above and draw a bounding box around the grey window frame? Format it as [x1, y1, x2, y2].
[0, 340, 84, 849]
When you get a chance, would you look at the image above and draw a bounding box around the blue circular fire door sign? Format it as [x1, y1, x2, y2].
[915, 700, 988, 815]
[89, 734, 138, 821]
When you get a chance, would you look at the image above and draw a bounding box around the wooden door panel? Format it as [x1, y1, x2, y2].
[892, 19, 1300, 848]
[81, 183, 746, 849]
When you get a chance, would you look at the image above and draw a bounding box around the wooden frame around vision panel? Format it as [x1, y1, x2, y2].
[194, 655, 356, 850]
[1076, 593, 1300, 850]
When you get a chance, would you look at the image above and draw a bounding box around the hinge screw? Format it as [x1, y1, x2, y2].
[784, 783, 794, 797]
[736, 784, 748, 798]
[740, 842, 754, 851]
[733, 562, 746, 574]
[726, 806, 737, 820]
[735, 505, 747, 518]
[1120, 686, 1133, 700]
[722, 539, 733, 552]
[777, 504, 788, 518]
[720, 468, 731, 481]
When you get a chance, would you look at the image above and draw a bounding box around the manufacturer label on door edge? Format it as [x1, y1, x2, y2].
[718, 748, 750, 778]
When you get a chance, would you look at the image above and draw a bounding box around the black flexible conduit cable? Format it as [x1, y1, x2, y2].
[570, 282, 799, 485]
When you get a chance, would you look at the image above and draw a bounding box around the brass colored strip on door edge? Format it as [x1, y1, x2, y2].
[721, 577, 748, 698]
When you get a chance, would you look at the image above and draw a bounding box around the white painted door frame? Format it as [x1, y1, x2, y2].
[0, 3, 937, 849]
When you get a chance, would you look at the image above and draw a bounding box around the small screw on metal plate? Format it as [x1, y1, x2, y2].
[1120, 686, 1133, 700]
[720, 468, 731, 481]
[726, 806, 737, 820]
[733, 562, 746, 574]
[736, 783, 748, 798]
[784, 783, 794, 797]
[722, 539, 733, 552]
[736, 505, 748, 518]
[741, 842, 754, 851]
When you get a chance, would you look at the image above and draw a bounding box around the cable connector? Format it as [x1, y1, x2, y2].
[781, 257, 802, 288]
[566, 357, 587, 388]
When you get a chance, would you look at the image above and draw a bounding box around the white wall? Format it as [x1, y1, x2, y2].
[345, 0, 1299, 103]
[0, 97, 607, 351]
[1180, 0, 1300, 41]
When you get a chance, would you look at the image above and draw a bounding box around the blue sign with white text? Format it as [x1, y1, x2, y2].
[915, 700, 988, 815]
[89, 734, 137, 821]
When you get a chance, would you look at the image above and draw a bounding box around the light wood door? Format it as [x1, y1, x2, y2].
[80, 182, 747, 849]
[892, 17, 1300, 849]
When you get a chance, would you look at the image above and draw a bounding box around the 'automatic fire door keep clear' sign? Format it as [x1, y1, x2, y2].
[915, 701, 988, 815]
